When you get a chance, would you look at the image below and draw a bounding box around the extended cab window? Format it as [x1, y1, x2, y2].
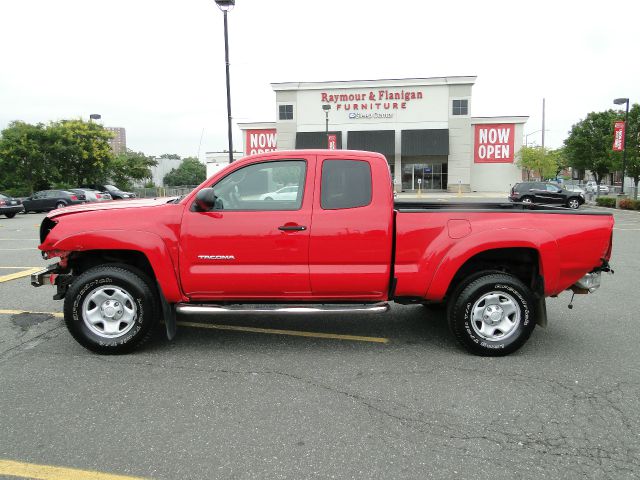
[211, 160, 306, 211]
[321, 160, 372, 210]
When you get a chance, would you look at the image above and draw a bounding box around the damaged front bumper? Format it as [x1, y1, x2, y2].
[31, 263, 72, 300]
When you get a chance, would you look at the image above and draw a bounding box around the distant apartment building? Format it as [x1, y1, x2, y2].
[105, 127, 126, 155]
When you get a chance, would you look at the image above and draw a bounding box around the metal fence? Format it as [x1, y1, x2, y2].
[132, 186, 198, 198]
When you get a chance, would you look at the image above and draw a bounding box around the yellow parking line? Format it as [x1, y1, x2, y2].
[0, 267, 41, 269]
[177, 320, 389, 343]
[0, 309, 63, 317]
[0, 310, 388, 343]
[0, 459, 148, 480]
[0, 267, 42, 283]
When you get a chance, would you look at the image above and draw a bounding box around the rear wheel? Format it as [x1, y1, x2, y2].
[64, 265, 159, 354]
[55, 201, 66, 209]
[448, 272, 536, 356]
[520, 196, 533, 204]
[4, 213, 16, 218]
[567, 197, 580, 209]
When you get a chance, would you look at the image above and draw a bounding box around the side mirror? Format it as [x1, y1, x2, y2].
[194, 188, 217, 211]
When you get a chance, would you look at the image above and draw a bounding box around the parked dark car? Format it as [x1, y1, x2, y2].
[22, 190, 86, 213]
[0, 193, 24, 218]
[81, 184, 136, 200]
[509, 182, 585, 209]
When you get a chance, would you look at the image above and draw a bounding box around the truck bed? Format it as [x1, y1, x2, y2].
[394, 201, 612, 215]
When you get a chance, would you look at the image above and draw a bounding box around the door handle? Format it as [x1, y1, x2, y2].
[278, 225, 307, 231]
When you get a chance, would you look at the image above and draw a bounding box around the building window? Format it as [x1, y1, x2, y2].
[279, 104, 294, 120]
[452, 99, 468, 116]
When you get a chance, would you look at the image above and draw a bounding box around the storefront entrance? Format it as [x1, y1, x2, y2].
[401, 162, 448, 191]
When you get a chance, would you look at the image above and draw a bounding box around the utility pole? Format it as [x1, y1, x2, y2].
[541, 98, 546, 151]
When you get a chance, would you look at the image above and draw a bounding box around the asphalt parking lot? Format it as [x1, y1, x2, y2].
[1, 207, 639, 480]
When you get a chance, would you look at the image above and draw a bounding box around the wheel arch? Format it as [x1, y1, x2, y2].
[51, 231, 184, 303]
[425, 229, 561, 302]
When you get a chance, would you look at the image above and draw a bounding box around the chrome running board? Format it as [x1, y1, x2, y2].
[176, 302, 390, 316]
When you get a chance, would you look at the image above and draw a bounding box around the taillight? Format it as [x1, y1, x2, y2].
[70, 195, 78, 200]
[96, 194, 102, 199]
[0, 200, 5, 206]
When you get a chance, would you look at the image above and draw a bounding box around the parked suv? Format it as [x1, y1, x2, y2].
[509, 182, 585, 209]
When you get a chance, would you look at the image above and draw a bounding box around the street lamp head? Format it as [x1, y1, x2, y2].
[214, 0, 235, 11]
[322, 104, 331, 111]
[89, 114, 101, 120]
[613, 98, 629, 105]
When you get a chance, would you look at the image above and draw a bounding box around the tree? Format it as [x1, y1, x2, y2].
[159, 153, 181, 160]
[48, 119, 114, 186]
[564, 110, 618, 190]
[0, 121, 51, 194]
[109, 150, 158, 190]
[163, 157, 206, 186]
[517, 146, 558, 180]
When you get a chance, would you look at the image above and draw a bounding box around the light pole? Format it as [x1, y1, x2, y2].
[322, 104, 331, 146]
[614, 97, 630, 194]
[524, 129, 549, 147]
[215, 0, 235, 164]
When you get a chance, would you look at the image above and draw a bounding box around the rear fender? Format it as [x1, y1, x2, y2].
[49, 230, 184, 303]
[425, 228, 560, 301]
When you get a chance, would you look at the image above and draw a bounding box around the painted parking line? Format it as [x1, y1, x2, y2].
[0, 309, 389, 344]
[176, 320, 389, 343]
[0, 267, 42, 283]
[0, 248, 36, 251]
[0, 458, 148, 480]
[0, 309, 63, 318]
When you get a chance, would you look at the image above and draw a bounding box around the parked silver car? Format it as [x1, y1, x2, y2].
[71, 188, 113, 203]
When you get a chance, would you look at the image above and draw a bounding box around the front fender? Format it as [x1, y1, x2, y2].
[47, 230, 184, 303]
[425, 228, 560, 301]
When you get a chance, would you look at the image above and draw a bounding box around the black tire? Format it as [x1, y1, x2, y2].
[520, 196, 533, 204]
[448, 273, 535, 356]
[55, 201, 66, 209]
[5, 213, 16, 218]
[264, 197, 273, 201]
[566, 197, 580, 209]
[63, 265, 159, 354]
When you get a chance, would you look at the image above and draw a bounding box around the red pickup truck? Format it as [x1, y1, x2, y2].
[32, 150, 614, 356]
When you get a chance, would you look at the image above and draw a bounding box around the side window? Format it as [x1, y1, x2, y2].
[546, 184, 560, 193]
[321, 160, 372, 210]
[211, 160, 306, 211]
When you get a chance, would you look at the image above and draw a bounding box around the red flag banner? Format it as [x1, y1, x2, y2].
[613, 121, 626, 151]
[474, 124, 515, 163]
[328, 134, 337, 150]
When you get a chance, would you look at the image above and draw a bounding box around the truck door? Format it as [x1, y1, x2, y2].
[179, 157, 314, 299]
[308, 157, 393, 300]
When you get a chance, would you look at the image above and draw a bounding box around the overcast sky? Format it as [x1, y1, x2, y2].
[1, 0, 638, 159]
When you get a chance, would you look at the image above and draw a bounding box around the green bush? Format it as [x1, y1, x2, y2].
[596, 197, 616, 208]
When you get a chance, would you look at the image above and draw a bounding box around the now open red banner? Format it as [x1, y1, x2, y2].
[474, 124, 515, 163]
[246, 129, 277, 155]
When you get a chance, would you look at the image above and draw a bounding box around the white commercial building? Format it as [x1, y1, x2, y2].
[238, 76, 528, 192]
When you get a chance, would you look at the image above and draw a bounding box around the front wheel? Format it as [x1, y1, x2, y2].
[55, 201, 66, 209]
[448, 273, 536, 356]
[567, 197, 580, 209]
[64, 265, 159, 354]
[5, 213, 16, 218]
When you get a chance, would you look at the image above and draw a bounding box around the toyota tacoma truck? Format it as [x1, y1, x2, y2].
[31, 150, 614, 356]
